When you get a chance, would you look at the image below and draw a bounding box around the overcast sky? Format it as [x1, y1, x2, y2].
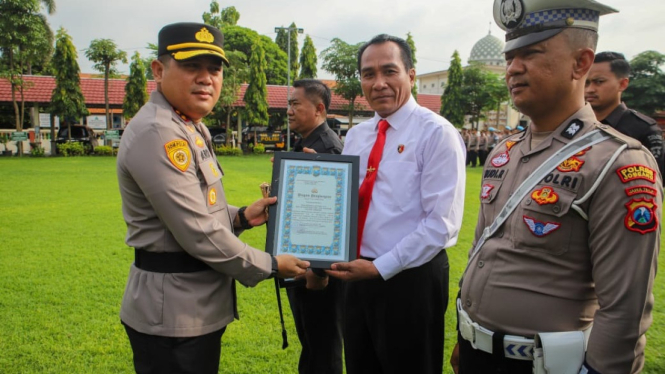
[45, 0, 664, 80]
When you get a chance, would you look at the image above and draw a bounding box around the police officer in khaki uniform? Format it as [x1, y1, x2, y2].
[585, 51, 665, 177]
[117, 22, 308, 374]
[452, 1, 661, 373]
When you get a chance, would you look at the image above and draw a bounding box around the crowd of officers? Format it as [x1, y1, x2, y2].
[461, 127, 522, 167]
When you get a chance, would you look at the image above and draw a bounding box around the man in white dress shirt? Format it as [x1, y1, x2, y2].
[327, 34, 466, 374]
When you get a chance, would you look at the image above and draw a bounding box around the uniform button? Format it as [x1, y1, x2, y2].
[466, 299, 472, 307]
[553, 205, 561, 213]
[525, 199, 532, 205]
[478, 261, 485, 268]
[522, 156, 530, 163]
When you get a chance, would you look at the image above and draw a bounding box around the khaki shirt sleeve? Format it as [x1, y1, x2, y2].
[127, 122, 271, 286]
[585, 148, 661, 373]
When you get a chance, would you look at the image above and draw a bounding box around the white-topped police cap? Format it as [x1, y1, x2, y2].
[494, 0, 618, 53]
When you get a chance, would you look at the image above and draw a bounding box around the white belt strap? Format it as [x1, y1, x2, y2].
[463, 130, 611, 274]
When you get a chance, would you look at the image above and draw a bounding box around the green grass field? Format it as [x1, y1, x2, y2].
[0, 155, 663, 373]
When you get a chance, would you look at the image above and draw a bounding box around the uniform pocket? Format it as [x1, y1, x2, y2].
[515, 187, 577, 255]
[377, 161, 420, 211]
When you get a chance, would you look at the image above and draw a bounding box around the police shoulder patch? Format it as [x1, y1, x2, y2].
[625, 185, 657, 197]
[616, 164, 656, 184]
[624, 198, 658, 234]
[164, 139, 192, 172]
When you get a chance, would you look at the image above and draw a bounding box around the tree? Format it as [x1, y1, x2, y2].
[141, 42, 158, 80]
[123, 52, 148, 120]
[204, 50, 248, 146]
[321, 38, 364, 127]
[0, 0, 55, 135]
[623, 50, 665, 116]
[202, 1, 239, 28]
[406, 32, 417, 100]
[440, 51, 465, 127]
[243, 37, 269, 126]
[460, 63, 496, 129]
[275, 22, 300, 84]
[85, 39, 127, 132]
[487, 73, 510, 129]
[221, 6, 240, 25]
[299, 35, 317, 79]
[50, 27, 88, 124]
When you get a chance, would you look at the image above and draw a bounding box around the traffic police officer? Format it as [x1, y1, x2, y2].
[117, 22, 308, 374]
[452, 1, 661, 373]
[284, 78, 344, 374]
[585, 51, 665, 177]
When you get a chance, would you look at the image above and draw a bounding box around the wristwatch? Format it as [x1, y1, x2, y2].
[268, 255, 278, 279]
[237, 206, 253, 230]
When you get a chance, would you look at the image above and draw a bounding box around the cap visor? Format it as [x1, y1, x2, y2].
[172, 49, 230, 66]
[503, 29, 563, 53]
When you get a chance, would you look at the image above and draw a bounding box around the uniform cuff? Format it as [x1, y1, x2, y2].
[372, 251, 401, 280]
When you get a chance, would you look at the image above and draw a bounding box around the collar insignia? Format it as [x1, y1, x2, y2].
[561, 119, 584, 139]
[195, 137, 205, 148]
[523, 216, 561, 237]
[505, 140, 517, 150]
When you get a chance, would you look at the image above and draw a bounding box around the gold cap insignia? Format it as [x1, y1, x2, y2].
[565, 17, 575, 26]
[195, 27, 214, 43]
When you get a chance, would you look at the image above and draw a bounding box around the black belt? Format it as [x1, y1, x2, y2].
[134, 249, 211, 273]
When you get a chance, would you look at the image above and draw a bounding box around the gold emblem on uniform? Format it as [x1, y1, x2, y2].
[195, 137, 205, 148]
[505, 141, 517, 150]
[209, 162, 219, 177]
[557, 156, 584, 172]
[195, 27, 215, 43]
[208, 188, 217, 205]
[531, 186, 559, 205]
[164, 140, 191, 172]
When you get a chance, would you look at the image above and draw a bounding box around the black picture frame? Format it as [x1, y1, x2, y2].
[265, 152, 359, 287]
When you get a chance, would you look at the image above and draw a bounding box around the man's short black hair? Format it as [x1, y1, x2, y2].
[357, 34, 414, 73]
[293, 79, 331, 113]
[594, 51, 631, 79]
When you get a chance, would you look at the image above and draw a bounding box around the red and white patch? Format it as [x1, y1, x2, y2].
[624, 198, 658, 234]
[481, 184, 495, 200]
[491, 151, 510, 167]
[617, 165, 657, 184]
[625, 185, 658, 197]
[397, 144, 405, 154]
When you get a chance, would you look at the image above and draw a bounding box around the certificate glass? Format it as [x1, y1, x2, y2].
[266, 152, 359, 272]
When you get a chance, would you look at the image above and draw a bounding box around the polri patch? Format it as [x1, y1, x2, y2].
[164, 140, 191, 172]
[617, 165, 656, 184]
[625, 185, 657, 197]
[481, 184, 495, 200]
[624, 198, 658, 234]
[561, 119, 583, 139]
[491, 151, 510, 167]
[523, 216, 561, 237]
[557, 156, 584, 173]
[531, 186, 559, 205]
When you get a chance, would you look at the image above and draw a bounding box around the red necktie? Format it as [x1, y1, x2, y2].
[357, 119, 390, 257]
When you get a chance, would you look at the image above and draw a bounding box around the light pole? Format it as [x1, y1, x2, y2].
[275, 26, 303, 151]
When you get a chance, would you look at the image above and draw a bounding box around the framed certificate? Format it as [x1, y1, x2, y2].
[266, 152, 359, 277]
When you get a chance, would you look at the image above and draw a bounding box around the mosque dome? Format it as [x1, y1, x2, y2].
[468, 31, 505, 67]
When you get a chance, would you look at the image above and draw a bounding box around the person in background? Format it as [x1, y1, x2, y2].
[585, 51, 664, 177]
